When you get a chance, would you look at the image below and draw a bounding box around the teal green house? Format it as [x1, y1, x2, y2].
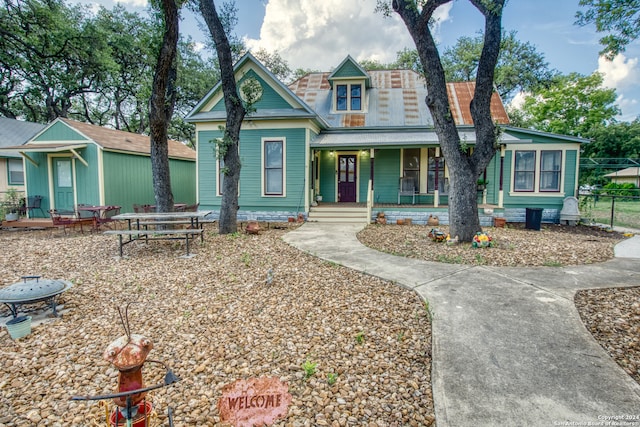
[9, 118, 196, 217]
[186, 53, 586, 225]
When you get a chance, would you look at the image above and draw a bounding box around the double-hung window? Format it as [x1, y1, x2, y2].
[263, 139, 285, 196]
[335, 83, 363, 111]
[350, 84, 362, 110]
[539, 151, 561, 192]
[427, 148, 447, 193]
[217, 155, 225, 196]
[514, 151, 536, 192]
[402, 148, 420, 193]
[8, 158, 24, 185]
[336, 85, 348, 111]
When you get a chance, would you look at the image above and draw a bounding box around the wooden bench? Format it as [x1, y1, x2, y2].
[104, 229, 204, 257]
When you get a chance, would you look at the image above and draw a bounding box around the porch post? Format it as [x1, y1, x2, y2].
[369, 149, 375, 190]
[498, 145, 505, 208]
[434, 147, 440, 207]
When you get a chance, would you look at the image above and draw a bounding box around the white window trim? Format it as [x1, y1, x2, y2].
[509, 146, 567, 197]
[332, 79, 367, 113]
[215, 138, 240, 197]
[261, 137, 286, 197]
[7, 158, 24, 185]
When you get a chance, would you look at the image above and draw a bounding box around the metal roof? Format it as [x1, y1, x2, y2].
[0, 118, 46, 158]
[311, 128, 522, 148]
[288, 70, 510, 129]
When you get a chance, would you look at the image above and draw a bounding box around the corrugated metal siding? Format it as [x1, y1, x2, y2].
[34, 121, 86, 142]
[103, 152, 155, 211]
[74, 145, 100, 205]
[24, 152, 51, 216]
[103, 152, 195, 212]
[169, 159, 197, 204]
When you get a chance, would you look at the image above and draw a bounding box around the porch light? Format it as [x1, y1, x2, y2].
[329, 150, 334, 156]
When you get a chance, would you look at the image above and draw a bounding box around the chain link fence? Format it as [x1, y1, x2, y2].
[579, 189, 640, 231]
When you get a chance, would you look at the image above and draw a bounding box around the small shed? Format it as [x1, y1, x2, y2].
[5, 118, 196, 217]
[604, 167, 640, 187]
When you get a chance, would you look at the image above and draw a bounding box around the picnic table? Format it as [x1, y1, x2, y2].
[105, 211, 212, 257]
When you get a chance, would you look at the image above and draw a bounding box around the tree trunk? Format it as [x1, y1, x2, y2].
[148, 0, 179, 213]
[198, 0, 246, 234]
[393, 0, 504, 241]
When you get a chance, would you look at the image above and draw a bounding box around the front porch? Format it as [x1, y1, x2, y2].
[308, 202, 503, 226]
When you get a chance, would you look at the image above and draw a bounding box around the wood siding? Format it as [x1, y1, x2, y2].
[197, 128, 307, 212]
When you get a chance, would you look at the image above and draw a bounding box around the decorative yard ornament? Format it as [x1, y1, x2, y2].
[70, 302, 180, 426]
[218, 377, 292, 427]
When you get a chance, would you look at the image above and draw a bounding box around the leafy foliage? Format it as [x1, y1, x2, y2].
[576, 0, 640, 59]
[513, 72, 619, 138]
[583, 120, 640, 159]
[441, 30, 558, 101]
[0, 0, 218, 144]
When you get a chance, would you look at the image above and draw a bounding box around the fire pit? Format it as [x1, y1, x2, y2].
[0, 275, 72, 318]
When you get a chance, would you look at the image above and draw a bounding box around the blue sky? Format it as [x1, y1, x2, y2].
[81, 0, 640, 121]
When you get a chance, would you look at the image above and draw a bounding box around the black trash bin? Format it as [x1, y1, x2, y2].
[525, 207, 543, 230]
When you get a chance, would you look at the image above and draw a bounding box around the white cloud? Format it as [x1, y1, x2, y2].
[598, 53, 640, 89]
[431, 2, 453, 36]
[115, 0, 147, 7]
[597, 54, 640, 120]
[508, 91, 529, 110]
[244, 0, 414, 70]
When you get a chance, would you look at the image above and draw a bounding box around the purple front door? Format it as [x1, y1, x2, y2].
[338, 155, 357, 202]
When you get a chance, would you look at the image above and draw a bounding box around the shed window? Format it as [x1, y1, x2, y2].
[540, 150, 561, 192]
[8, 158, 24, 185]
[514, 151, 536, 191]
[264, 139, 284, 196]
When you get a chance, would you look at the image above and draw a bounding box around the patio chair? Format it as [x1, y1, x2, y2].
[49, 209, 86, 234]
[25, 195, 44, 218]
[398, 176, 417, 205]
[183, 202, 199, 212]
[95, 205, 121, 230]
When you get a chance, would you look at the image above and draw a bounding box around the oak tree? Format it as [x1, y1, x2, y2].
[197, 0, 246, 234]
[380, 0, 505, 242]
[148, 0, 180, 212]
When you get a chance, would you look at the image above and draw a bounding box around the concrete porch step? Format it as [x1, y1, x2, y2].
[308, 205, 370, 224]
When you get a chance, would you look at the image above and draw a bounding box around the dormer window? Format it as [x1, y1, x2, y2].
[335, 82, 363, 112]
[328, 55, 370, 113]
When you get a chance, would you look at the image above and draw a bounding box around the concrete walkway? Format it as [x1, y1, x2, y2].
[282, 224, 640, 427]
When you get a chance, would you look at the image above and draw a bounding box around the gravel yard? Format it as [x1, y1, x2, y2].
[357, 222, 625, 267]
[0, 222, 638, 426]
[0, 225, 433, 427]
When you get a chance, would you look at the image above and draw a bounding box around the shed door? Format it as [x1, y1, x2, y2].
[53, 158, 75, 212]
[338, 155, 357, 203]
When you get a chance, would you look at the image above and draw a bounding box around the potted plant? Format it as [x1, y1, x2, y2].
[2, 188, 22, 221]
[477, 179, 488, 191]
